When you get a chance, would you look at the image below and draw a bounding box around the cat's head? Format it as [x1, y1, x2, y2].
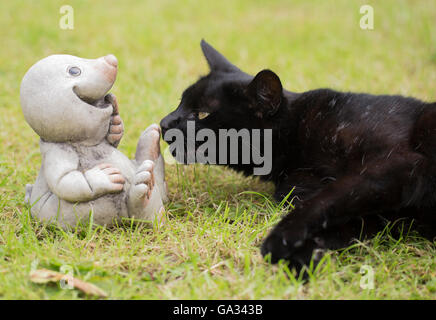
[160, 40, 285, 173]
[161, 40, 285, 136]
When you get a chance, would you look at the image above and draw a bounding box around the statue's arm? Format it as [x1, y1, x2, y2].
[105, 94, 124, 148]
[42, 142, 125, 202]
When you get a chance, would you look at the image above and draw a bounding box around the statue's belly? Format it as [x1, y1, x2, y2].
[70, 143, 137, 222]
[77, 143, 136, 183]
[30, 142, 138, 226]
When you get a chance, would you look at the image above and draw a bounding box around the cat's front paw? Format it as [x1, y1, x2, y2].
[261, 215, 311, 264]
[261, 230, 294, 264]
[261, 228, 326, 273]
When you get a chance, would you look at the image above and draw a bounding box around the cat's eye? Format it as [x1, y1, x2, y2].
[198, 112, 210, 120]
[68, 66, 81, 76]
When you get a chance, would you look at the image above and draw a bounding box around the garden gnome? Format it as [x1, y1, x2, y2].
[20, 54, 168, 228]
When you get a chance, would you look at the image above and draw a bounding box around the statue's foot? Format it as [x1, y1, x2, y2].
[135, 124, 168, 203]
[128, 160, 165, 224]
[135, 124, 161, 162]
[130, 160, 155, 204]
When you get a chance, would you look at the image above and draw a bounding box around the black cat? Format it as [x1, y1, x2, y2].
[160, 40, 436, 270]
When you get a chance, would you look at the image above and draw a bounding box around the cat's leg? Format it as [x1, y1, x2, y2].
[274, 169, 323, 203]
[273, 215, 386, 273]
[135, 124, 168, 203]
[262, 154, 422, 263]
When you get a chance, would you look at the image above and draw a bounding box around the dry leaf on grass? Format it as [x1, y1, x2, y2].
[29, 268, 108, 298]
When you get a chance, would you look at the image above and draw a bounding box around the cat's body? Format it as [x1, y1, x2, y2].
[161, 40, 436, 269]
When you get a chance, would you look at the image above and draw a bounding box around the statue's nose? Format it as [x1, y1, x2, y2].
[104, 54, 118, 68]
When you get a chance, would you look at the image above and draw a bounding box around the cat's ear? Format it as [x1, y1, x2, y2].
[247, 69, 283, 117]
[201, 39, 241, 73]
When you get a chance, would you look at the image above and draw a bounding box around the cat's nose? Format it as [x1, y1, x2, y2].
[104, 54, 118, 68]
[160, 118, 171, 136]
[160, 114, 180, 137]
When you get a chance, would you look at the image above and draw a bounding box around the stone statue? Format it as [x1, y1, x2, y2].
[20, 54, 167, 228]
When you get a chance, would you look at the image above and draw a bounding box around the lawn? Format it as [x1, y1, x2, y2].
[0, 0, 435, 299]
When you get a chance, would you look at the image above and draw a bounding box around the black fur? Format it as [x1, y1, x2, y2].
[160, 40, 436, 270]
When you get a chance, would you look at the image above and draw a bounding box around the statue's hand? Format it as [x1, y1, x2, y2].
[84, 163, 125, 196]
[105, 93, 124, 147]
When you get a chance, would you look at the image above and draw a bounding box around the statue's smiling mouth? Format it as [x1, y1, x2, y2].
[73, 87, 112, 109]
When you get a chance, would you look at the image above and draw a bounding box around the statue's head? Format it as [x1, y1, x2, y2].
[20, 54, 118, 145]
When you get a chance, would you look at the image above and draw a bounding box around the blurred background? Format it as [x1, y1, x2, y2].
[2, 1, 435, 135]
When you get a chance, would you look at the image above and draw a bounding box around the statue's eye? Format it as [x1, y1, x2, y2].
[198, 112, 210, 120]
[68, 66, 81, 76]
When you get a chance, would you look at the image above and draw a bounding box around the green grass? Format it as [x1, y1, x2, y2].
[0, 0, 435, 299]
